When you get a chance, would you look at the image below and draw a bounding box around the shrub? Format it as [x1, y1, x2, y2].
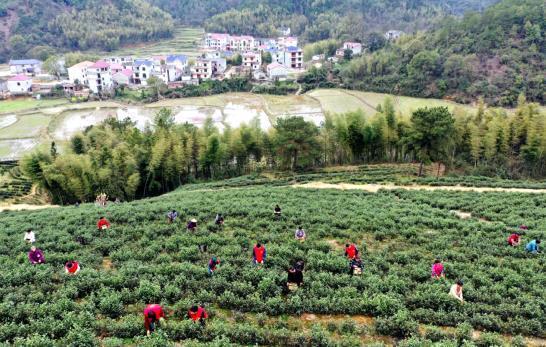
[375, 309, 419, 338]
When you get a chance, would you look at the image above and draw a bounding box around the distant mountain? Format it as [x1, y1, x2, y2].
[0, 0, 174, 63]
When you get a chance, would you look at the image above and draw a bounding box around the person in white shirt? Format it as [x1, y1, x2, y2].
[24, 229, 35, 243]
[449, 279, 464, 303]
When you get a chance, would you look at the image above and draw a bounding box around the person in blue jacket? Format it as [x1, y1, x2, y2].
[525, 239, 541, 254]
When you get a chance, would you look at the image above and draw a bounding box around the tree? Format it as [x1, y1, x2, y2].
[154, 108, 175, 130]
[343, 49, 353, 61]
[147, 76, 167, 100]
[262, 52, 272, 64]
[43, 56, 64, 80]
[50, 142, 58, 159]
[409, 107, 455, 176]
[274, 117, 320, 170]
[365, 32, 386, 52]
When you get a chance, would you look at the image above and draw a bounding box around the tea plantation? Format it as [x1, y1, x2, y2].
[0, 178, 544, 346]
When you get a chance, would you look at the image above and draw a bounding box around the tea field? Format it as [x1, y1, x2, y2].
[0, 175, 545, 346]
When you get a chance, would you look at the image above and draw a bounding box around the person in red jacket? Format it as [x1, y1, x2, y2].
[97, 216, 111, 230]
[345, 243, 358, 260]
[507, 232, 521, 246]
[253, 243, 267, 265]
[188, 305, 208, 326]
[64, 260, 80, 275]
[143, 304, 165, 336]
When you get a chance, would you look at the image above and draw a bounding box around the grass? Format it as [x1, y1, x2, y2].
[93, 27, 204, 58]
[0, 114, 50, 139]
[307, 89, 480, 116]
[0, 99, 68, 114]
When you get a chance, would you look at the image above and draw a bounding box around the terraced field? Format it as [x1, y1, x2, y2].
[0, 169, 544, 346]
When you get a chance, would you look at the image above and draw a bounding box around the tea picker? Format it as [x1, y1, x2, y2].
[274, 204, 282, 219]
[97, 216, 111, 230]
[64, 260, 80, 275]
[525, 239, 541, 254]
[188, 305, 208, 326]
[349, 257, 363, 276]
[507, 231, 522, 247]
[208, 256, 220, 275]
[143, 304, 165, 336]
[253, 242, 267, 266]
[295, 226, 306, 241]
[28, 246, 45, 264]
[215, 213, 224, 226]
[24, 229, 35, 243]
[431, 259, 445, 279]
[286, 266, 303, 292]
[167, 210, 179, 224]
[187, 218, 198, 231]
[449, 279, 464, 303]
[344, 243, 359, 260]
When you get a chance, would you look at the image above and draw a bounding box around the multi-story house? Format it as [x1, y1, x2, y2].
[228, 35, 255, 51]
[385, 30, 404, 41]
[132, 59, 154, 86]
[209, 58, 227, 75]
[265, 48, 284, 65]
[105, 56, 134, 67]
[191, 59, 213, 80]
[67, 61, 94, 85]
[86, 60, 113, 94]
[282, 47, 303, 69]
[204, 33, 230, 50]
[9, 59, 42, 75]
[242, 52, 262, 70]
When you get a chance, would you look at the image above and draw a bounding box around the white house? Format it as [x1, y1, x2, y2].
[112, 69, 133, 86]
[9, 59, 42, 75]
[228, 35, 255, 51]
[242, 52, 261, 70]
[7, 75, 32, 94]
[343, 42, 362, 55]
[210, 58, 227, 75]
[166, 55, 188, 70]
[385, 30, 404, 41]
[105, 56, 134, 67]
[86, 60, 113, 94]
[132, 59, 154, 86]
[191, 59, 213, 80]
[68, 61, 94, 85]
[204, 33, 230, 50]
[265, 48, 284, 64]
[266, 63, 289, 79]
[282, 47, 303, 69]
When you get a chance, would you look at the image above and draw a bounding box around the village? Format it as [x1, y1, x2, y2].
[0, 29, 374, 100]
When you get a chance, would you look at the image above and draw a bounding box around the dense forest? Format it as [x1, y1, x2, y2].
[22, 95, 546, 204]
[0, 0, 173, 62]
[338, 0, 545, 107]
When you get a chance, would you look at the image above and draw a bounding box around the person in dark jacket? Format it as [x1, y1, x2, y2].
[187, 218, 197, 231]
[28, 246, 45, 264]
[349, 257, 363, 276]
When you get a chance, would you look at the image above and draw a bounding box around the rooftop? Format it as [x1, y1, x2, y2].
[90, 60, 110, 69]
[166, 55, 188, 63]
[134, 59, 153, 67]
[69, 61, 94, 69]
[9, 59, 42, 65]
[286, 46, 301, 52]
[8, 74, 31, 82]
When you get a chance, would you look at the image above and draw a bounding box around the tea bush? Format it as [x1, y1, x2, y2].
[0, 181, 544, 345]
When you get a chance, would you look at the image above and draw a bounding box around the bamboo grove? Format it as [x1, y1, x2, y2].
[21, 95, 546, 204]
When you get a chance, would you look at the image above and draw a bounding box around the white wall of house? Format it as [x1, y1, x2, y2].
[7, 79, 32, 93]
[9, 62, 42, 75]
[68, 62, 93, 85]
[191, 60, 213, 79]
[267, 65, 289, 79]
[242, 53, 262, 70]
[87, 68, 113, 94]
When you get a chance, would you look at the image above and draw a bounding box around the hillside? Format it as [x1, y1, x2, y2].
[149, 0, 500, 40]
[0, 0, 174, 63]
[339, 0, 545, 106]
[0, 169, 545, 345]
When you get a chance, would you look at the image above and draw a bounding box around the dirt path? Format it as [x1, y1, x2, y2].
[0, 203, 59, 212]
[293, 181, 546, 194]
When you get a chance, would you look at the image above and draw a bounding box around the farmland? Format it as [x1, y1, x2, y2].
[0, 168, 544, 346]
[0, 88, 518, 160]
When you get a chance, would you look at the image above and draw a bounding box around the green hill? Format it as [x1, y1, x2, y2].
[339, 0, 545, 106]
[0, 0, 174, 63]
[0, 170, 544, 345]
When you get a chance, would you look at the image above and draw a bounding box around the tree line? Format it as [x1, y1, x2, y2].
[21, 96, 546, 204]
